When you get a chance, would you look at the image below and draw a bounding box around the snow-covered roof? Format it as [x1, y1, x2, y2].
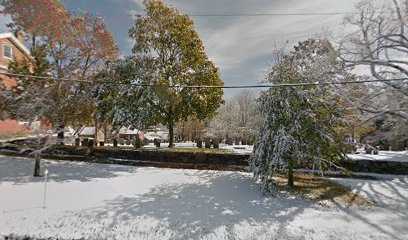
[119, 127, 140, 135]
[0, 33, 34, 61]
[144, 131, 168, 140]
[78, 127, 95, 136]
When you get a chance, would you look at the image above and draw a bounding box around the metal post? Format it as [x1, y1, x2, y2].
[43, 169, 49, 208]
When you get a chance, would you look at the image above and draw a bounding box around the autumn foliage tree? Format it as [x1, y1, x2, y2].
[1, 0, 118, 126]
[1, 0, 118, 176]
[1, 0, 69, 48]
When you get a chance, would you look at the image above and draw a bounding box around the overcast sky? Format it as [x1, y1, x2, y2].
[2, 0, 360, 97]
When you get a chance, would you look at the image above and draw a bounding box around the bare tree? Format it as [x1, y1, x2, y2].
[30, 129, 57, 177]
[206, 90, 260, 143]
[233, 90, 260, 142]
[340, 0, 408, 120]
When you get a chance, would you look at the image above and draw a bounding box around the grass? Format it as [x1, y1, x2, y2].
[152, 147, 232, 154]
[93, 145, 233, 154]
[273, 172, 371, 206]
[0, 132, 32, 140]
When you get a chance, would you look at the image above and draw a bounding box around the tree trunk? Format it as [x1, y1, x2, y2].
[57, 125, 64, 145]
[33, 154, 41, 177]
[168, 118, 174, 148]
[288, 159, 294, 187]
[94, 120, 98, 146]
[31, 34, 36, 50]
[103, 122, 108, 142]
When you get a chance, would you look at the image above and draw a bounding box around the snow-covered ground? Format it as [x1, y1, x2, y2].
[0, 155, 407, 240]
[104, 142, 254, 154]
[347, 151, 408, 162]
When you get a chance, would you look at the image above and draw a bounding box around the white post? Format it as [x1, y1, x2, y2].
[43, 169, 49, 208]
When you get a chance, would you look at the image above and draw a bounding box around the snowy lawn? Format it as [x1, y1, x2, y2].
[347, 150, 408, 162]
[0, 155, 407, 240]
[105, 142, 254, 154]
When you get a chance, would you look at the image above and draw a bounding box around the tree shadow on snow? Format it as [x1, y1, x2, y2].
[1, 156, 407, 239]
[80, 171, 317, 240]
[0, 155, 139, 184]
[330, 177, 408, 240]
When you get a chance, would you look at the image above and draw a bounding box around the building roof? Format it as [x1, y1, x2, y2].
[119, 127, 141, 135]
[78, 127, 95, 136]
[144, 131, 168, 140]
[0, 32, 34, 61]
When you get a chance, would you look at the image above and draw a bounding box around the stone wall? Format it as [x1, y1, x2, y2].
[0, 145, 250, 171]
[341, 159, 408, 175]
[1, 145, 407, 174]
[58, 146, 250, 167]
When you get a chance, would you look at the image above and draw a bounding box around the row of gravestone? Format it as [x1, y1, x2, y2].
[151, 138, 220, 148]
[224, 138, 253, 146]
[75, 137, 247, 149]
[196, 138, 220, 149]
[75, 137, 147, 148]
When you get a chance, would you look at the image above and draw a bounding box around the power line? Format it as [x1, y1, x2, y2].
[128, 12, 355, 17]
[1, 72, 407, 89]
[126, 11, 395, 18]
[189, 12, 354, 17]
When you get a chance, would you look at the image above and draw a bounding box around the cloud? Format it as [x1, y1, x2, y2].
[0, 14, 11, 32]
[63, 0, 361, 97]
[157, 0, 359, 96]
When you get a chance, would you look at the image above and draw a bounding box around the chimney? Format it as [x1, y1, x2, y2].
[13, 31, 25, 44]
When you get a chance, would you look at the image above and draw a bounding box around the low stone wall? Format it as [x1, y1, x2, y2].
[44, 146, 249, 165]
[0, 145, 250, 171]
[1, 145, 407, 174]
[342, 159, 408, 175]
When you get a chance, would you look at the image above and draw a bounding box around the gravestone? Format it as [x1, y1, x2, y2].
[204, 138, 211, 148]
[142, 138, 149, 146]
[88, 139, 94, 147]
[226, 137, 233, 146]
[212, 138, 219, 149]
[57, 125, 65, 145]
[82, 138, 89, 147]
[133, 134, 141, 148]
[365, 145, 375, 154]
[196, 139, 203, 148]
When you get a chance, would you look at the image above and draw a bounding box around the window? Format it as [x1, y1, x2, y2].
[3, 44, 12, 59]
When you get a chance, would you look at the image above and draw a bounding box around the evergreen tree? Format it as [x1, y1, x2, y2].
[250, 42, 349, 192]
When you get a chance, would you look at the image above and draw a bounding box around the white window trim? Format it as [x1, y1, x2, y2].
[3, 43, 13, 60]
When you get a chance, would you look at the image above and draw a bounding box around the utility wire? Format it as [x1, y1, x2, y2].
[0, 11, 386, 18]
[1, 72, 407, 89]
[127, 11, 396, 17]
[189, 12, 355, 17]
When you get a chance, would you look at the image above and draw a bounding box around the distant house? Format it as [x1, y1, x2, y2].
[77, 126, 144, 142]
[77, 127, 105, 142]
[144, 127, 168, 142]
[118, 127, 144, 140]
[0, 32, 35, 135]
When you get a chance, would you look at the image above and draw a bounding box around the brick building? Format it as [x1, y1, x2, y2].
[0, 32, 35, 134]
